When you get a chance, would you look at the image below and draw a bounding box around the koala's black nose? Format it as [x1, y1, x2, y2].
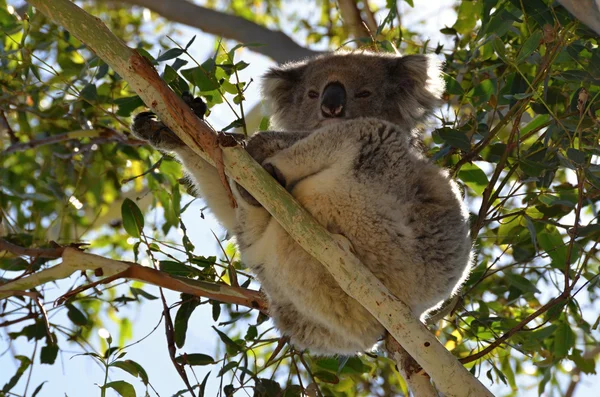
[321, 82, 346, 118]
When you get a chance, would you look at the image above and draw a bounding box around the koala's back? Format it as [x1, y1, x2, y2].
[239, 119, 471, 354]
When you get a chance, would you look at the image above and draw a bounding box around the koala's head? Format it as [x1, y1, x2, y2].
[262, 52, 444, 131]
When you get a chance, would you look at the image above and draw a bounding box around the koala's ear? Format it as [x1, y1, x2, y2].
[387, 54, 445, 125]
[261, 61, 307, 113]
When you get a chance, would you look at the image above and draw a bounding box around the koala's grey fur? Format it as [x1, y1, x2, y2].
[132, 51, 472, 355]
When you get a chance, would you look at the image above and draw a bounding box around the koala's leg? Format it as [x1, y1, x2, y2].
[131, 111, 238, 231]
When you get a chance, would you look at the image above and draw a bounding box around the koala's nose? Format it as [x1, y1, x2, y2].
[321, 82, 346, 118]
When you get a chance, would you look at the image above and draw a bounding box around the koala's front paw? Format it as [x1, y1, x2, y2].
[131, 112, 184, 150]
[245, 133, 280, 165]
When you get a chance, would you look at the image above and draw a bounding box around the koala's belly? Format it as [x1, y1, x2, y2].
[286, 168, 465, 314]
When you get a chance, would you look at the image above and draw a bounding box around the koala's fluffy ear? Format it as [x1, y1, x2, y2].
[387, 54, 445, 125]
[261, 61, 307, 116]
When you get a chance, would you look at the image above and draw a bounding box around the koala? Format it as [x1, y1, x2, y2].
[132, 52, 472, 355]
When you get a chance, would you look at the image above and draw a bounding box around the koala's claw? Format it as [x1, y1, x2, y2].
[217, 131, 243, 148]
[182, 92, 207, 120]
[131, 94, 208, 150]
[263, 162, 287, 188]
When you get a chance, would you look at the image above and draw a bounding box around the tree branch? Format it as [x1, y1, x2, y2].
[362, 1, 379, 33]
[557, 0, 600, 35]
[23, 1, 491, 395]
[1, 128, 145, 155]
[338, 0, 371, 38]
[385, 334, 439, 397]
[107, 0, 319, 63]
[0, 245, 267, 312]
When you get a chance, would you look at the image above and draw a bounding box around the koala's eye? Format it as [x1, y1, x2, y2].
[355, 90, 372, 98]
[308, 90, 319, 99]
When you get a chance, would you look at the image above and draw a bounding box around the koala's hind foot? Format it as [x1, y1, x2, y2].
[131, 93, 207, 150]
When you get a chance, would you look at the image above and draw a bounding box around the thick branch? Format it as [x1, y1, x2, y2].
[25, 1, 491, 395]
[386, 334, 438, 397]
[338, 0, 371, 38]
[557, 0, 600, 35]
[108, 0, 318, 63]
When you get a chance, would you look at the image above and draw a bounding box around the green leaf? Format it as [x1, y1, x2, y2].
[458, 163, 489, 195]
[174, 295, 200, 348]
[130, 287, 158, 301]
[570, 349, 597, 374]
[105, 380, 136, 397]
[185, 36, 196, 50]
[181, 65, 220, 91]
[537, 226, 567, 266]
[245, 325, 258, 341]
[156, 48, 184, 62]
[440, 27, 457, 35]
[283, 385, 303, 397]
[259, 117, 270, 131]
[2, 355, 31, 392]
[523, 215, 538, 250]
[40, 343, 59, 364]
[213, 326, 243, 355]
[452, 0, 481, 34]
[0, 257, 29, 271]
[159, 261, 202, 277]
[504, 273, 540, 294]
[444, 74, 464, 95]
[553, 321, 576, 358]
[520, 114, 550, 136]
[566, 148, 586, 165]
[235, 61, 249, 71]
[497, 215, 528, 244]
[66, 304, 88, 326]
[31, 381, 47, 397]
[313, 370, 340, 384]
[115, 96, 144, 117]
[254, 378, 282, 396]
[112, 360, 149, 385]
[492, 36, 506, 60]
[121, 198, 144, 238]
[80, 83, 97, 102]
[212, 300, 221, 321]
[517, 31, 543, 63]
[469, 79, 496, 106]
[218, 361, 239, 377]
[437, 128, 471, 151]
[175, 353, 215, 366]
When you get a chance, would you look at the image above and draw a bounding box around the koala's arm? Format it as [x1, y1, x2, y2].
[262, 118, 401, 190]
[130, 96, 312, 230]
